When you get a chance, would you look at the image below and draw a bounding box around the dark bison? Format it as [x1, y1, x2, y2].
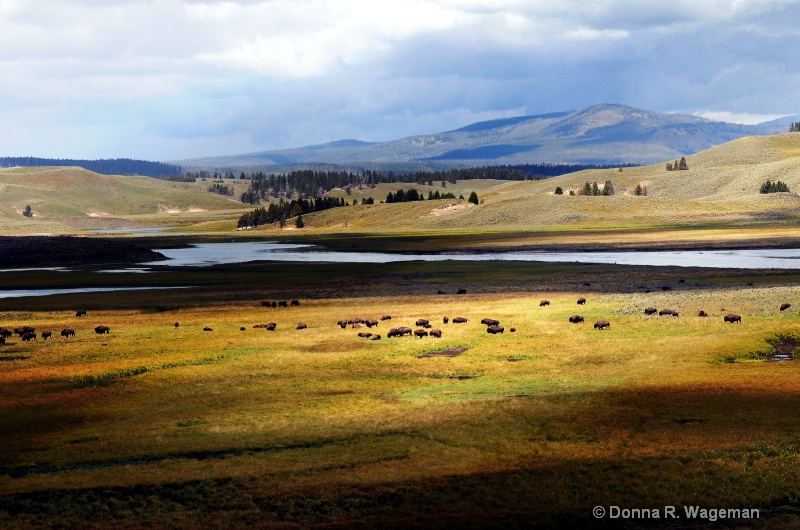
[22, 332, 36, 341]
[369, 334, 381, 341]
[174, 322, 180, 328]
[61, 328, 75, 338]
[724, 314, 742, 323]
[41, 331, 52, 340]
[452, 317, 468, 324]
[698, 311, 708, 317]
[456, 289, 467, 295]
[296, 323, 307, 330]
[203, 327, 213, 332]
[480, 318, 500, 326]
[415, 319, 430, 327]
[278, 301, 288, 307]
[577, 298, 586, 305]
[95, 326, 110, 334]
[381, 315, 392, 321]
[661, 286, 672, 292]
[290, 300, 300, 306]
[0, 337, 4, 345]
[76, 310, 87, 317]
[644, 307, 658, 315]
[266, 323, 277, 331]
[261, 301, 271, 307]
[337, 320, 348, 328]
[437, 289, 446, 295]
[487, 325, 504, 334]
[271, 302, 277, 308]
[0, 328, 11, 338]
[430, 329, 442, 338]
[509, 327, 516, 332]
[15, 326, 35, 336]
[414, 329, 428, 338]
[365, 320, 379, 328]
[569, 315, 584, 324]
[443, 317, 449, 324]
[358, 332, 372, 338]
[659, 309, 676, 316]
[387, 328, 401, 338]
[594, 320, 610, 330]
[240, 327, 246, 331]
[781, 303, 792, 312]
[539, 300, 550, 307]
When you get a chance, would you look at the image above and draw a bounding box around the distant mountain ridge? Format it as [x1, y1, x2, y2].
[176, 104, 798, 169]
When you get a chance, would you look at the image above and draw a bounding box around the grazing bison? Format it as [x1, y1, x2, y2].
[0, 328, 11, 338]
[594, 320, 611, 330]
[644, 307, 658, 315]
[539, 300, 550, 307]
[290, 299, 300, 306]
[430, 329, 442, 338]
[456, 289, 467, 295]
[659, 309, 675, 316]
[369, 334, 381, 341]
[365, 320, 379, 328]
[357, 332, 372, 338]
[724, 314, 742, 323]
[487, 325, 504, 334]
[337, 320, 348, 329]
[381, 315, 392, 321]
[398, 327, 413, 336]
[480, 318, 500, 326]
[781, 303, 792, 312]
[698, 311, 708, 317]
[453, 317, 468, 324]
[415, 319, 430, 327]
[569, 315, 584, 324]
[296, 323, 307, 330]
[21, 332, 36, 341]
[266, 323, 277, 331]
[414, 329, 428, 338]
[261, 301, 271, 307]
[509, 327, 516, 332]
[240, 327, 246, 331]
[76, 310, 87, 317]
[278, 301, 288, 307]
[95, 326, 110, 334]
[41, 331, 52, 340]
[443, 317, 449, 324]
[61, 329, 75, 338]
[15, 326, 35, 336]
[203, 327, 213, 332]
[577, 298, 586, 305]
[0, 337, 4, 345]
[387, 328, 401, 338]
[271, 302, 277, 308]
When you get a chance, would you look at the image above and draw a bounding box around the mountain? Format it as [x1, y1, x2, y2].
[175, 104, 794, 169]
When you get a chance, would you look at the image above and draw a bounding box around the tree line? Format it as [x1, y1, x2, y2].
[790, 122, 800, 133]
[760, 180, 790, 193]
[0, 157, 182, 177]
[237, 196, 350, 229]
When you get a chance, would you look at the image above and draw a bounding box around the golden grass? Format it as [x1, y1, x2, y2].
[4, 278, 800, 526]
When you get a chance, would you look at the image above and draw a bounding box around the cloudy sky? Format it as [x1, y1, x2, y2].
[1, 0, 799, 161]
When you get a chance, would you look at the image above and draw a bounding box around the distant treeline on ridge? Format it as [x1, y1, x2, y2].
[0, 157, 183, 178]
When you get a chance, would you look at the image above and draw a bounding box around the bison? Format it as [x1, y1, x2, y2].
[658, 309, 675, 316]
[266, 323, 277, 331]
[296, 323, 307, 330]
[644, 307, 658, 315]
[456, 289, 467, 295]
[0, 337, 4, 345]
[261, 301, 271, 307]
[240, 327, 246, 331]
[174, 322, 180, 328]
[278, 301, 288, 307]
[443, 317, 449, 324]
[429, 329, 442, 338]
[698, 311, 708, 317]
[76, 310, 87, 317]
[480, 318, 500, 326]
[509, 327, 516, 332]
[337, 320, 348, 329]
[0, 328, 12, 338]
[203, 327, 213, 332]
[15, 326, 34, 336]
[569, 315, 584, 324]
[61, 328, 75, 338]
[661, 286, 672, 292]
[577, 298, 586, 305]
[387, 328, 401, 338]
[539, 300, 550, 307]
[357, 332, 373, 338]
[415, 319, 430, 327]
[290, 299, 300, 306]
[414, 329, 428, 338]
[41, 331, 52, 340]
[95, 326, 110, 334]
[21, 332, 36, 341]
[452, 317, 468, 324]
[487, 325, 504, 334]
[369, 334, 381, 341]
[781, 303, 792, 312]
[437, 289, 446, 295]
[594, 320, 611, 330]
[724, 314, 742, 323]
[365, 320, 379, 328]
[381, 315, 392, 321]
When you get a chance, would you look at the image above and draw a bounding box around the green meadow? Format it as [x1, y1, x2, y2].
[3, 260, 800, 528]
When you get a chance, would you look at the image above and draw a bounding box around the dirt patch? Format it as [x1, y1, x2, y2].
[507, 358, 522, 362]
[417, 347, 467, 358]
[766, 334, 800, 361]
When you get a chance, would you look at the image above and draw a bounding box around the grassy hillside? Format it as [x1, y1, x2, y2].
[249, 133, 800, 234]
[0, 166, 247, 220]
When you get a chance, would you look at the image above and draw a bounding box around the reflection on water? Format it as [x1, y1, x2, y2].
[0, 286, 193, 299]
[143, 242, 800, 270]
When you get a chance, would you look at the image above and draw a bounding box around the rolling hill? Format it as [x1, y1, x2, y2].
[0, 166, 247, 222]
[177, 104, 798, 169]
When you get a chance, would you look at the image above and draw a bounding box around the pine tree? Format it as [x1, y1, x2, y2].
[602, 180, 614, 196]
[678, 157, 689, 170]
[23, 205, 32, 218]
[591, 182, 600, 196]
[295, 214, 304, 228]
[555, 186, 563, 195]
[468, 191, 479, 204]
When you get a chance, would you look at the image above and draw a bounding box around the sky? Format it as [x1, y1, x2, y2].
[1, 0, 799, 161]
